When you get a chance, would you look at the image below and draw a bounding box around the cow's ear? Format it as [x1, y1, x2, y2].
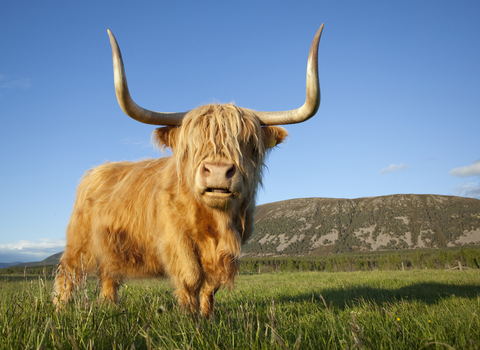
[261, 126, 288, 149]
[152, 126, 180, 152]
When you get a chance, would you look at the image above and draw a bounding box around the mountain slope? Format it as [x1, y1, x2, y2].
[0, 262, 24, 268]
[4, 195, 480, 266]
[243, 194, 480, 256]
[8, 252, 63, 268]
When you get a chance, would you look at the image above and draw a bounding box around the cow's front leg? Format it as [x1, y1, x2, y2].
[173, 271, 204, 315]
[200, 280, 220, 318]
[167, 250, 204, 315]
[98, 268, 122, 304]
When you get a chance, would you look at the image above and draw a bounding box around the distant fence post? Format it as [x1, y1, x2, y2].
[459, 261, 463, 271]
[401, 262, 405, 271]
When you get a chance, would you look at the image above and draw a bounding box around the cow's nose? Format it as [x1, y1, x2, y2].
[202, 162, 236, 182]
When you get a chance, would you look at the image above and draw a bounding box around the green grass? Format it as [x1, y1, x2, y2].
[1, 270, 479, 349]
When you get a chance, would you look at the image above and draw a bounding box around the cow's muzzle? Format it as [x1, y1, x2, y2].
[199, 161, 237, 199]
[201, 162, 235, 186]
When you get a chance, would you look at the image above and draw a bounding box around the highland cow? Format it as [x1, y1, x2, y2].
[53, 24, 323, 317]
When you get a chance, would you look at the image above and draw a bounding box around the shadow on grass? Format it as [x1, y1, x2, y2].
[4, 274, 479, 312]
[274, 282, 480, 309]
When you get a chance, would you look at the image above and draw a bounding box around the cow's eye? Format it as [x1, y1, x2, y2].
[249, 144, 260, 163]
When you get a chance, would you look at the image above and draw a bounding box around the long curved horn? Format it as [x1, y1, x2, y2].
[107, 29, 187, 126]
[256, 24, 323, 125]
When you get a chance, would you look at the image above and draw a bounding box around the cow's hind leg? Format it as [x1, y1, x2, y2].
[52, 258, 83, 307]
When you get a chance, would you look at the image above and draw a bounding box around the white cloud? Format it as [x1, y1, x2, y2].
[0, 238, 65, 263]
[380, 163, 412, 175]
[452, 182, 480, 199]
[450, 159, 480, 178]
[122, 137, 152, 149]
[0, 74, 32, 90]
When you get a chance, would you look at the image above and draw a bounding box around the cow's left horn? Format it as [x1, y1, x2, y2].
[107, 29, 187, 126]
[256, 24, 323, 125]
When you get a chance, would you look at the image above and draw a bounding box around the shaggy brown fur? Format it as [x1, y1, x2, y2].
[53, 103, 287, 317]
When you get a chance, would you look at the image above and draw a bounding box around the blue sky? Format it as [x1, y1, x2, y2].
[1, 1, 479, 263]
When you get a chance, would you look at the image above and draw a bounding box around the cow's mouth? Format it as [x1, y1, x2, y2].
[202, 187, 235, 209]
[205, 188, 232, 195]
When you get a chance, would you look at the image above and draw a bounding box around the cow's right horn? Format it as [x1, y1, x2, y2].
[107, 29, 188, 126]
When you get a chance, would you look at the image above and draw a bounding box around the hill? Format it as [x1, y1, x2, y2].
[242, 194, 480, 257]
[0, 262, 24, 269]
[3, 194, 480, 267]
[7, 252, 63, 268]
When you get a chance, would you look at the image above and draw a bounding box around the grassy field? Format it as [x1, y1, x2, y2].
[1, 269, 479, 349]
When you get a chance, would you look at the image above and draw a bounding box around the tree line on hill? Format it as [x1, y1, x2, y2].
[239, 246, 480, 273]
[1, 246, 479, 277]
[0, 265, 56, 277]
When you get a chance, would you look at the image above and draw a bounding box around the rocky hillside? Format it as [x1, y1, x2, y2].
[242, 194, 480, 256]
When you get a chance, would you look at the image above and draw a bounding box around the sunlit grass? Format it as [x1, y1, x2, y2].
[1, 270, 479, 349]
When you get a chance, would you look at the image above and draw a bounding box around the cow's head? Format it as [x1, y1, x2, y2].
[152, 103, 288, 211]
[106, 25, 323, 211]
